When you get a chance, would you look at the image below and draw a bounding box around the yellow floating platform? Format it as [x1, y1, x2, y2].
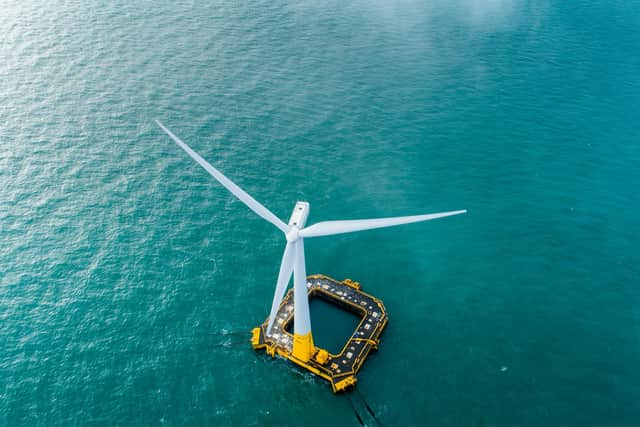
[251, 274, 388, 393]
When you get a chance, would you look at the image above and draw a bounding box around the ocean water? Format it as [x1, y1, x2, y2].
[1, 0, 639, 425]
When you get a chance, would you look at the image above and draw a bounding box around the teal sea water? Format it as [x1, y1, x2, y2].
[1, 1, 639, 425]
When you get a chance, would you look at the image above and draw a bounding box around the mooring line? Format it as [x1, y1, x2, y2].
[347, 395, 366, 427]
[355, 389, 382, 426]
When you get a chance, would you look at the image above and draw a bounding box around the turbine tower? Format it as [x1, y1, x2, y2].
[156, 121, 466, 362]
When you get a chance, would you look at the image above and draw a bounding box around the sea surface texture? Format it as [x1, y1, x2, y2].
[1, 1, 639, 426]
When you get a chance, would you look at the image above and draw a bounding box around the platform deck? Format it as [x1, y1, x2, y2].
[251, 275, 388, 392]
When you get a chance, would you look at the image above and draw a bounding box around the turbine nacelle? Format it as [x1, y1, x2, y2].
[285, 201, 310, 242]
[288, 201, 310, 228]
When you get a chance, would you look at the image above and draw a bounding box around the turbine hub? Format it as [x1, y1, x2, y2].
[286, 227, 300, 243]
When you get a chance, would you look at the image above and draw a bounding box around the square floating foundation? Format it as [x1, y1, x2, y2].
[251, 275, 388, 393]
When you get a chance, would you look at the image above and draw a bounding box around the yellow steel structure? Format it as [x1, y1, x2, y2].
[292, 332, 315, 362]
[251, 275, 388, 393]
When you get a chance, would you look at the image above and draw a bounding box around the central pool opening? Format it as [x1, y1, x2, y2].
[286, 294, 363, 354]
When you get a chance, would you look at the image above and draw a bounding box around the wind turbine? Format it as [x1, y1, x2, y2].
[156, 120, 466, 362]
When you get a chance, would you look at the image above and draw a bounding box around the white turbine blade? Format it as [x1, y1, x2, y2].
[156, 120, 289, 233]
[299, 209, 467, 238]
[266, 242, 295, 333]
